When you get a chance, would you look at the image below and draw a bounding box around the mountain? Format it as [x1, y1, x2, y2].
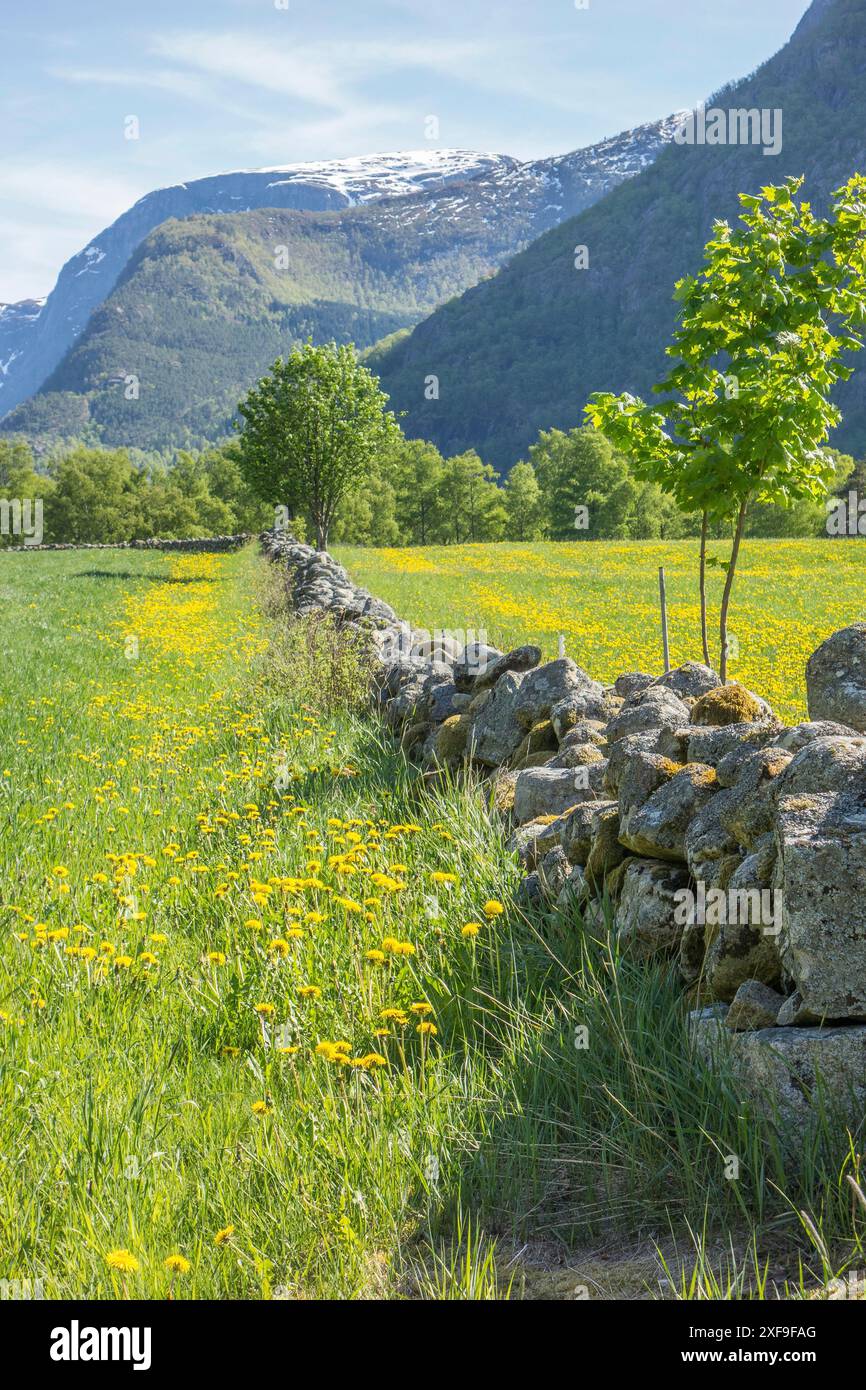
[1, 117, 684, 450]
[0, 150, 512, 424]
[374, 0, 866, 469]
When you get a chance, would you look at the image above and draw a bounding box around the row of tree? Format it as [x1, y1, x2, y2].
[0, 418, 858, 550]
[0, 437, 271, 545]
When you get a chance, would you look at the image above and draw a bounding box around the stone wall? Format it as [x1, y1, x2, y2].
[3, 533, 253, 553]
[263, 530, 866, 1131]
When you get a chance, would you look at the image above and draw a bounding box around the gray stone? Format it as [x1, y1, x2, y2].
[773, 720, 859, 753]
[775, 792, 866, 1020]
[469, 671, 527, 766]
[453, 642, 503, 692]
[806, 623, 866, 732]
[586, 804, 630, 882]
[693, 1021, 866, 1131]
[615, 860, 692, 960]
[603, 727, 688, 796]
[507, 818, 564, 871]
[550, 688, 620, 734]
[687, 720, 783, 769]
[513, 767, 603, 825]
[518, 846, 570, 907]
[776, 991, 822, 1028]
[474, 644, 542, 691]
[614, 671, 656, 699]
[726, 980, 786, 1032]
[605, 686, 691, 744]
[511, 658, 599, 731]
[561, 800, 616, 866]
[549, 740, 607, 771]
[617, 750, 680, 819]
[685, 786, 742, 890]
[556, 864, 589, 912]
[652, 661, 722, 700]
[555, 719, 607, 750]
[717, 745, 793, 848]
[703, 851, 783, 1002]
[774, 735, 866, 798]
[620, 764, 719, 862]
[423, 679, 461, 723]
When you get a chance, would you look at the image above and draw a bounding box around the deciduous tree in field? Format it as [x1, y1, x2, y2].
[236, 341, 401, 550]
[587, 175, 866, 681]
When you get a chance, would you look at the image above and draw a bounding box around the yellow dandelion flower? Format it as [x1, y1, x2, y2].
[164, 1254, 191, 1275]
[105, 1249, 139, 1274]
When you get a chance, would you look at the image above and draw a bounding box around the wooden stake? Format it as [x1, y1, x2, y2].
[659, 566, 671, 673]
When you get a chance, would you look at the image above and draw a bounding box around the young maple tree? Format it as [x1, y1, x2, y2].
[586, 174, 866, 681]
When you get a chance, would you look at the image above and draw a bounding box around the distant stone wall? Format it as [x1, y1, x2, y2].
[262, 529, 866, 1134]
[2, 534, 253, 554]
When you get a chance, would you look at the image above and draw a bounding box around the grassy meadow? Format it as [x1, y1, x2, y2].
[335, 539, 866, 721]
[0, 543, 863, 1300]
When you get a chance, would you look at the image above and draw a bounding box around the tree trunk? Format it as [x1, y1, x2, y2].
[699, 510, 710, 667]
[719, 500, 748, 684]
[315, 516, 327, 550]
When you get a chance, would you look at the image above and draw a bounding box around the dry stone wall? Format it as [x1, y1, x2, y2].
[263, 530, 866, 1132]
[3, 534, 252, 553]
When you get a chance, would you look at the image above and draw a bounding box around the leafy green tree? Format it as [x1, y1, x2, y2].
[529, 426, 638, 540]
[504, 461, 545, 540]
[198, 443, 273, 532]
[45, 447, 144, 543]
[383, 437, 449, 545]
[235, 341, 401, 549]
[332, 464, 401, 546]
[439, 451, 506, 543]
[588, 176, 866, 679]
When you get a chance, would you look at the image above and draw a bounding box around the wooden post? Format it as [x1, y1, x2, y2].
[557, 633, 566, 659]
[658, 566, 671, 673]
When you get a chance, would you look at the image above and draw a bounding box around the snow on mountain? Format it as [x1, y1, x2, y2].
[256, 149, 514, 203]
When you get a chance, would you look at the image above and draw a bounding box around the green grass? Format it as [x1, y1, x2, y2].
[334, 538, 866, 722]
[0, 544, 863, 1299]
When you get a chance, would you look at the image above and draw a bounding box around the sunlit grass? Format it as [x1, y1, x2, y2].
[0, 544, 862, 1299]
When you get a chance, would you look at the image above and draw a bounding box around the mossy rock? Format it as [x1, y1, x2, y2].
[433, 714, 470, 761]
[604, 859, 632, 902]
[466, 687, 493, 717]
[512, 719, 558, 766]
[511, 750, 556, 772]
[490, 770, 518, 813]
[691, 684, 767, 728]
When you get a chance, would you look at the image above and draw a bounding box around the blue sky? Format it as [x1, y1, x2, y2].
[1, 0, 811, 301]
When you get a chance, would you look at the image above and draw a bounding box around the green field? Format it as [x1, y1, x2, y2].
[0, 544, 862, 1300]
[335, 539, 866, 721]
